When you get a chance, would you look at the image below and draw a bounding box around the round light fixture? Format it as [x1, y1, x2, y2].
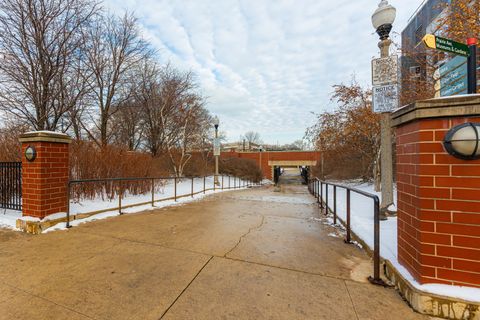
[444, 123, 480, 160]
[25, 145, 37, 162]
[213, 116, 220, 129]
[371, 0, 396, 40]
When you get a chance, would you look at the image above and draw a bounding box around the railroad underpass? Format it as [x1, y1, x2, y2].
[0, 184, 429, 319]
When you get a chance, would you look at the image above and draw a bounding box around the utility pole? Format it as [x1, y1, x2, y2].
[213, 116, 220, 186]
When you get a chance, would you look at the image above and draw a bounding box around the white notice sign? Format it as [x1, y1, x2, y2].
[372, 56, 398, 86]
[213, 138, 221, 156]
[373, 85, 398, 113]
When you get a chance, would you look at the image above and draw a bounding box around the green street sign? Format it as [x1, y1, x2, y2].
[423, 34, 469, 57]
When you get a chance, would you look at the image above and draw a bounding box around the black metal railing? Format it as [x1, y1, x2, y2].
[0, 162, 22, 211]
[308, 178, 386, 286]
[67, 175, 261, 228]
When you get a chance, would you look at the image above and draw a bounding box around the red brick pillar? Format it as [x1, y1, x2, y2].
[392, 96, 480, 288]
[19, 131, 71, 219]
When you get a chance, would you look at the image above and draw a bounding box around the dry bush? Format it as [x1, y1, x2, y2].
[219, 158, 262, 182]
[70, 141, 169, 200]
[0, 125, 27, 162]
[182, 152, 214, 177]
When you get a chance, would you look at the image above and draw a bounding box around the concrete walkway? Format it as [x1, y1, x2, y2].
[0, 185, 431, 319]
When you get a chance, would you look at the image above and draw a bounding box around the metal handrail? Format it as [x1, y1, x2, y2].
[308, 178, 385, 286]
[67, 175, 260, 229]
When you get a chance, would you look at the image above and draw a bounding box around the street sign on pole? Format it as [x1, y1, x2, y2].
[423, 34, 469, 57]
[373, 84, 398, 113]
[213, 138, 221, 156]
[372, 56, 398, 86]
[434, 55, 468, 97]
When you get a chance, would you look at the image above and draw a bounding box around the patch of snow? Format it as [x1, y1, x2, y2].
[0, 209, 22, 230]
[432, 93, 480, 100]
[328, 232, 341, 238]
[24, 130, 69, 136]
[387, 203, 397, 212]
[351, 240, 363, 249]
[318, 181, 480, 303]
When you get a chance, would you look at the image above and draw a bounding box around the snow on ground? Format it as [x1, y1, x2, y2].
[319, 180, 480, 303]
[0, 176, 259, 233]
[0, 209, 22, 231]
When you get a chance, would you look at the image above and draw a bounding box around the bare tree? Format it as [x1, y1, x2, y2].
[82, 12, 152, 147]
[110, 99, 144, 151]
[166, 98, 210, 177]
[0, 0, 99, 131]
[241, 131, 262, 150]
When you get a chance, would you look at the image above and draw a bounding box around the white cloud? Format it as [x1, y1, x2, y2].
[105, 0, 421, 144]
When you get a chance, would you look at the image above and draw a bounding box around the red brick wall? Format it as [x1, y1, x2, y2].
[396, 116, 480, 287]
[221, 151, 321, 180]
[21, 141, 69, 219]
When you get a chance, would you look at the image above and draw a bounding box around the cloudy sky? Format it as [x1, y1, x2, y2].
[105, 0, 422, 144]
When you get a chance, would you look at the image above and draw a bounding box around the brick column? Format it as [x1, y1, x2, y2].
[392, 96, 480, 288]
[19, 131, 71, 219]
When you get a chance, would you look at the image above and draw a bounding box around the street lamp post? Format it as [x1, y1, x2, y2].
[372, 0, 396, 219]
[213, 116, 220, 186]
[259, 146, 263, 179]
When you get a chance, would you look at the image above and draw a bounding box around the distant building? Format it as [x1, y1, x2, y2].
[401, 0, 480, 99]
[401, 0, 449, 100]
[222, 141, 262, 152]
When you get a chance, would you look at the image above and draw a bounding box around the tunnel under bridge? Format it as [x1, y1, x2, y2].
[220, 150, 321, 181]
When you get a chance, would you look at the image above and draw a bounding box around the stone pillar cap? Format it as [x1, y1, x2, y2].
[392, 95, 480, 128]
[19, 131, 72, 144]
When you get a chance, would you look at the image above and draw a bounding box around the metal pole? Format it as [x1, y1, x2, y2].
[333, 185, 337, 224]
[119, 181, 122, 215]
[222, 175, 224, 190]
[368, 196, 383, 285]
[151, 178, 155, 206]
[320, 181, 323, 209]
[191, 177, 194, 198]
[203, 176, 206, 194]
[214, 125, 219, 186]
[66, 182, 71, 228]
[345, 189, 351, 244]
[317, 181, 320, 205]
[174, 177, 177, 201]
[325, 184, 329, 215]
[468, 38, 477, 94]
[229, 175, 231, 189]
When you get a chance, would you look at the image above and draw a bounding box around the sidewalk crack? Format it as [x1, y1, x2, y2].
[159, 256, 213, 319]
[343, 280, 360, 320]
[224, 215, 265, 258]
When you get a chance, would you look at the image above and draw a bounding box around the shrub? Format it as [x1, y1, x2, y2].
[219, 157, 262, 182]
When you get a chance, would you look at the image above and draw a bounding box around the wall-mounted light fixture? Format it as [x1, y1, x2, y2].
[444, 122, 480, 160]
[25, 145, 37, 162]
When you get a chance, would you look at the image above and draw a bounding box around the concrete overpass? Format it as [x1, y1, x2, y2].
[220, 150, 321, 180]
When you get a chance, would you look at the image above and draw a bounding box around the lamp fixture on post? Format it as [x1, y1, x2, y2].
[371, 0, 396, 220]
[213, 116, 220, 186]
[372, 0, 396, 57]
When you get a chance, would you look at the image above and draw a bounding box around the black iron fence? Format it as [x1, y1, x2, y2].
[67, 175, 261, 228]
[308, 178, 386, 286]
[0, 162, 22, 211]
